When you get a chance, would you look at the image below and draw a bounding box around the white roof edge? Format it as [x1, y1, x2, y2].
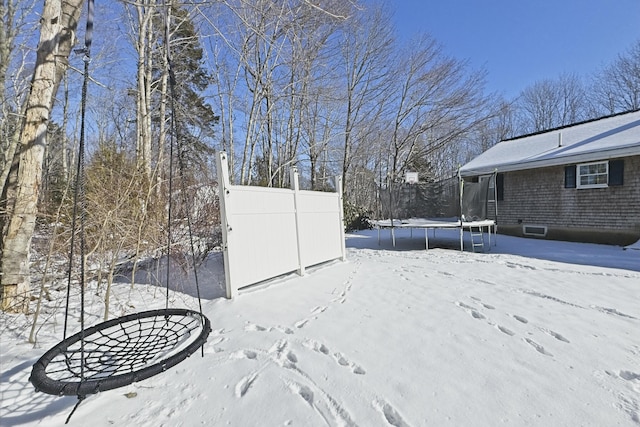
[459, 145, 640, 177]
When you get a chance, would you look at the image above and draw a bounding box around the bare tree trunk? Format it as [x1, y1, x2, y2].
[0, 0, 84, 313]
[2, 0, 38, 223]
[0, 128, 19, 205]
[134, 0, 154, 181]
[157, 43, 168, 196]
[338, 4, 394, 200]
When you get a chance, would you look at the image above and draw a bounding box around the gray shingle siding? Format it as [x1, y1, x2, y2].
[497, 155, 640, 245]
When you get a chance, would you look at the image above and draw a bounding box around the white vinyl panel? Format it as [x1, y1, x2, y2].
[225, 188, 299, 290]
[230, 186, 295, 215]
[297, 190, 339, 213]
[296, 192, 343, 267]
[227, 212, 299, 289]
[298, 212, 343, 267]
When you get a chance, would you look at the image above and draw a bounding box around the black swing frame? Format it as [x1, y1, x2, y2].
[30, 308, 211, 396]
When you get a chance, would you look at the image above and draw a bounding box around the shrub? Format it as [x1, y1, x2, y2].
[343, 201, 372, 231]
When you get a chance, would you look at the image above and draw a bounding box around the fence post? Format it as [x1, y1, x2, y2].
[216, 152, 235, 298]
[291, 168, 305, 276]
[336, 175, 347, 261]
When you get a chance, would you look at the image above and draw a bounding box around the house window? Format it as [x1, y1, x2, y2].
[565, 160, 624, 189]
[577, 161, 608, 189]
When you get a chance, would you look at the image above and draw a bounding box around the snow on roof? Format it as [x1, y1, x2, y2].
[460, 109, 640, 177]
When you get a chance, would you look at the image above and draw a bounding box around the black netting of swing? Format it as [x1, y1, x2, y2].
[30, 308, 211, 397]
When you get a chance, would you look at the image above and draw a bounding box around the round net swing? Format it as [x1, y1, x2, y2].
[28, 1, 211, 420]
[30, 309, 211, 396]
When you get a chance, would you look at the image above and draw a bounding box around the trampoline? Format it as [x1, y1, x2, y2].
[374, 217, 496, 251]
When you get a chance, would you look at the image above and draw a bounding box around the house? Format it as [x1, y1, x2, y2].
[459, 110, 640, 246]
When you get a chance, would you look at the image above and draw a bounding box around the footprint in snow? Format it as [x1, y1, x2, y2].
[496, 325, 515, 336]
[235, 372, 259, 398]
[245, 323, 268, 332]
[524, 338, 553, 357]
[470, 296, 495, 310]
[311, 306, 327, 314]
[352, 365, 366, 375]
[619, 371, 640, 381]
[303, 340, 366, 375]
[232, 350, 258, 360]
[331, 290, 348, 304]
[455, 301, 485, 320]
[205, 336, 227, 353]
[374, 399, 410, 427]
[275, 326, 294, 335]
[334, 352, 350, 367]
[286, 351, 298, 364]
[456, 301, 474, 310]
[470, 310, 485, 319]
[304, 339, 331, 355]
[209, 336, 226, 345]
[269, 339, 288, 354]
[513, 315, 528, 324]
[540, 328, 570, 343]
[333, 352, 366, 375]
[289, 382, 314, 406]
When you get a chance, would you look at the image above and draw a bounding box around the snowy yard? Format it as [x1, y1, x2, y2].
[1, 229, 639, 426]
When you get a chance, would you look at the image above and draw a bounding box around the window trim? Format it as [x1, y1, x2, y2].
[576, 161, 609, 189]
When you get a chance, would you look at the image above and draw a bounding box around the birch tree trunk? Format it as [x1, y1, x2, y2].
[0, 0, 84, 313]
[1, 0, 38, 224]
[134, 0, 154, 181]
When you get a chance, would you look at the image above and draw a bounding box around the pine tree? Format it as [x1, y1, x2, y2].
[154, 6, 219, 174]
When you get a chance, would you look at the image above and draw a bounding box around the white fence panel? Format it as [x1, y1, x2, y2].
[217, 152, 345, 298]
[227, 187, 299, 289]
[296, 190, 345, 269]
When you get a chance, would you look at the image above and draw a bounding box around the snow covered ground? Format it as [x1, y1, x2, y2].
[1, 228, 639, 426]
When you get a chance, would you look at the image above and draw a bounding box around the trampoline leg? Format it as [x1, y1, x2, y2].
[487, 225, 491, 250]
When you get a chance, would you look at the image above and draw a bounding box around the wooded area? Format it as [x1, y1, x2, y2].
[1, 0, 639, 314]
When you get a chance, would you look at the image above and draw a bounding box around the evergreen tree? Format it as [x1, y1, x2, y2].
[153, 6, 219, 173]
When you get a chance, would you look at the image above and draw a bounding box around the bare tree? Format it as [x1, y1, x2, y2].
[385, 35, 488, 182]
[591, 40, 640, 114]
[1, 0, 38, 213]
[1, 0, 84, 313]
[124, 0, 155, 180]
[516, 73, 589, 133]
[217, 0, 287, 185]
[201, 0, 349, 187]
[337, 3, 394, 198]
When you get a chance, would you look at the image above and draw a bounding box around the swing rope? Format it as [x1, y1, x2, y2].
[61, 1, 94, 420]
[163, 1, 206, 323]
[30, 2, 211, 423]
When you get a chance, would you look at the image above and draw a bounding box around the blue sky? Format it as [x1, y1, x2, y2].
[390, 0, 640, 99]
